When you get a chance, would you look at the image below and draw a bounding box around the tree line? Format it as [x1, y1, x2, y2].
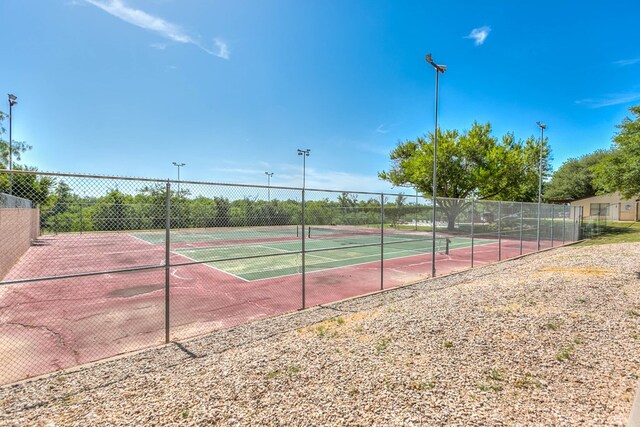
[38, 186, 432, 234]
[5, 106, 637, 233]
[544, 105, 640, 202]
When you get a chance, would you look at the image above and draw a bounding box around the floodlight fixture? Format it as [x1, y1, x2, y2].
[425, 54, 447, 73]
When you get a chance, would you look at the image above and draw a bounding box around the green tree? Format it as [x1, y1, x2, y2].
[593, 105, 640, 199]
[190, 197, 218, 228]
[378, 121, 551, 230]
[137, 184, 169, 229]
[544, 150, 609, 201]
[214, 197, 231, 227]
[0, 112, 52, 204]
[0, 111, 32, 169]
[92, 190, 135, 231]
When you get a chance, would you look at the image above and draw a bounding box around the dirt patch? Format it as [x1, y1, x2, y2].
[540, 267, 615, 277]
[108, 284, 164, 298]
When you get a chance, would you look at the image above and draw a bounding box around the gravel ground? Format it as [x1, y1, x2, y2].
[1, 243, 639, 426]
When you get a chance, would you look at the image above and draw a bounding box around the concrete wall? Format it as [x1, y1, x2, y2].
[570, 192, 639, 221]
[0, 208, 40, 281]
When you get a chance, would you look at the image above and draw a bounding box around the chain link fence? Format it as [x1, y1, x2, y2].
[0, 170, 583, 384]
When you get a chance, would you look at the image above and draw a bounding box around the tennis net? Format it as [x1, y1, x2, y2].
[307, 225, 450, 253]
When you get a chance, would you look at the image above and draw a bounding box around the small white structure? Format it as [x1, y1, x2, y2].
[570, 192, 639, 221]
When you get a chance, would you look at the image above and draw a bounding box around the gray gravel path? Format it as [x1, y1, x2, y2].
[1, 243, 639, 426]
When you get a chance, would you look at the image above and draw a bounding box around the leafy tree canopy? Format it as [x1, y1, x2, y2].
[593, 105, 640, 199]
[378, 121, 551, 230]
[0, 111, 52, 204]
[0, 111, 31, 169]
[544, 150, 610, 201]
[378, 121, 551, 202]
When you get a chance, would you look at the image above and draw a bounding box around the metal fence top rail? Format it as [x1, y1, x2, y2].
[0, 169, 406, 197]
[0, 169, 572, 204]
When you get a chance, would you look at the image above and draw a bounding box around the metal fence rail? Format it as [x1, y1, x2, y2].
[0, 169, 583, 384]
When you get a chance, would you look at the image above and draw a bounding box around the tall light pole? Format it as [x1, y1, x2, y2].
[265, 171, 274, 202]
[172, 162, 185, 229]
[172, 162, 185, 190]
[8, 94, 17, 195]
[535, 122, 546, 251]
[297, 148, 310, 309]
[425, 53, 446, 278]
[297, 149, 310, 188]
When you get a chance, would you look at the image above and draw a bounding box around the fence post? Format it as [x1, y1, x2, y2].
[80, 203, 83, 234]
[431, 198, 437, 278]
[562, 205, 566, 244]
[519, 202, 524, 255]
[380, 193, 384, 291]
[498, 201, 502, 261]
[301, 188, 306, 309]
[578, 207, 584, 240]
[551, 204, 555, 247]
[470, 199, 475, 268]
[414, 190, 418, 231]
[164, 181, 171, 344]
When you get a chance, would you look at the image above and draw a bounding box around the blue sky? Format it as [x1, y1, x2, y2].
[1, 0, 639, 193]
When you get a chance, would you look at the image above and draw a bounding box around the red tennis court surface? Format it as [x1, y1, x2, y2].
[0, 231, 552, 385]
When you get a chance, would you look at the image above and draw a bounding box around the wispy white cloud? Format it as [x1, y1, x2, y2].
[214, 38, 230, 60]
[84, 0, 229, 59]
[358, 142, 390, 156]
[212, 162, 392, 193]
[465, 26, 491, 46]
[614, 57, 640, 67]
[279, 166, 389, 193]
[375, 124, 389, 134]
[150, 42, 167, 50]
[575, 92, 640, 108]
[214, 167, 267, 176]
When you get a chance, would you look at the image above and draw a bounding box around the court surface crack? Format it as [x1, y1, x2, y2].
[5, 322, 80, 364]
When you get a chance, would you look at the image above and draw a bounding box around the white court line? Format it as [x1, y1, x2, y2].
[129, 234, 157, 246]
[253, 244, 338, 262]
[170, 267, 192, 280]
[254, 244, 294, 253]
[171, 251, 250, 283]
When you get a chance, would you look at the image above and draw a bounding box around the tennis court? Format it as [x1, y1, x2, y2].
[0, 170, 581, 387]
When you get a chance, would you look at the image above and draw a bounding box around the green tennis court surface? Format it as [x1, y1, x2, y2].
[174, 235, 490, 281]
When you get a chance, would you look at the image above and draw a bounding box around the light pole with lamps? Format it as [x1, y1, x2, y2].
[8, 94, 17, 195]
[425, 53, 446, 278]
[297, 149, 310, 308]
[535, 121, 546, 251]
[172, 162, 185, 190]
[172, 162, 185, 228]
[265, 171, 274, 202]
[297, 149, 310, 188]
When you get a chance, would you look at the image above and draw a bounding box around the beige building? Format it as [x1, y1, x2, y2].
[571, 192, 639, 221]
